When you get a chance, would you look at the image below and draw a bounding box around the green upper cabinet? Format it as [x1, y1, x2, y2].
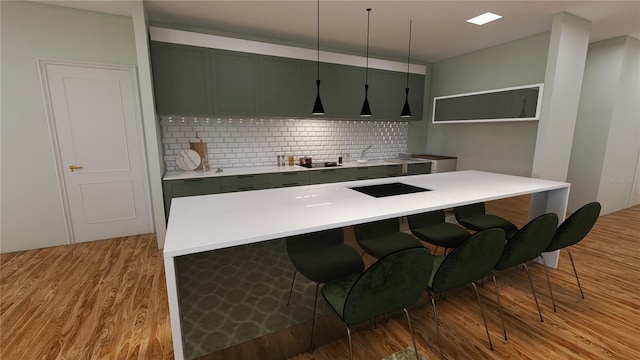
[368, 69, 406, 120]
[150, 42, 213, 116]
[260, 55, 304, 117]
[149, 41, 424, 120]
[211, 49, 260, 116]
[407, 73, 425, 120]
[368, 69, 424, 120]
[301, 61, 338, 118]
[336, 65, 367, 118]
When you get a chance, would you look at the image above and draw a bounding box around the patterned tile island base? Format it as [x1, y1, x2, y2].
[175, 239, 317, 359]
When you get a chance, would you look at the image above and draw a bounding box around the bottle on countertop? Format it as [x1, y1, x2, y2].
[288, 148, 294, 166]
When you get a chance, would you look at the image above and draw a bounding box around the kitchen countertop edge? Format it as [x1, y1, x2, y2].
[163, 158, 432, 180]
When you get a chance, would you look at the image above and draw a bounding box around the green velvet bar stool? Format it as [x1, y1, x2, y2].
[285, 228, 365, 351]
[494, 213, 558, 332]
[454, 202, 519, 238]
[427, 228, 507, 358]
[321, 247, 433, 360]
[408, 209, 471, 255]
[353, 218, 424, 259]
[541, 202, 601, 312]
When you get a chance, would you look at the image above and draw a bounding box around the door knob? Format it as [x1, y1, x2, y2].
[69, 165, 83, 172]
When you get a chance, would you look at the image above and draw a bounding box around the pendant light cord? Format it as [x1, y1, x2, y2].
[405, 19, 412, 88]
[365, 8, 371, 85]
[317, 0, 320, 80]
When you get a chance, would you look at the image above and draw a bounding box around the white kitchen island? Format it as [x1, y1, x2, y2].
[164, 170, 570, 359]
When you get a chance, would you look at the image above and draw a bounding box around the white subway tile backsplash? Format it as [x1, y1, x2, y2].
[160, 116, 409, 171]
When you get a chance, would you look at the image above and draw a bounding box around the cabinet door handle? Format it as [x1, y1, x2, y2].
[282, 182, 298, 186]
[183, 178, 204, 182]
[237, 186, 255, 191]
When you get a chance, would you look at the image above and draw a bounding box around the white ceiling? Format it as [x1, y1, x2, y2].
[33, 0, 640, 63]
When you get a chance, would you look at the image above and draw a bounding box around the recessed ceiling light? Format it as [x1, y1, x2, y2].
[467, 12, 502, 26]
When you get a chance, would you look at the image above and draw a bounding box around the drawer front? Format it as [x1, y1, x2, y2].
[309, 168, 345, 184]
[268, 171, 309, 187]
[171, 179, 219, 198]
[269, 181, 308, 188]
[220, 182, 270, 193]
[379, 164, 403, 177]
[407, 162, 432, 175]
[344, 166, 378, 181]
[220, 174, 269, 188]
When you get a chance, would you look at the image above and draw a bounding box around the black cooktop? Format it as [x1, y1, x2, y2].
[349, 182, 431, 198]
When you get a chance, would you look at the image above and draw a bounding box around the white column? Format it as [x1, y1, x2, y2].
[131, 0, 168, 246]
[532, 12, 591, 182]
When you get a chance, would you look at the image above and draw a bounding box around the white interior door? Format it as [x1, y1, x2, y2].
[41, 60, 152, 243]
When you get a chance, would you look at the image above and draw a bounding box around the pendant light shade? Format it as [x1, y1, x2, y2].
[361, 85, 372, 116]
[400, 19, 413, 118]
[360, 8, 372, 117]
[312, 79, 324, 115]
[312, 0, 325, 115]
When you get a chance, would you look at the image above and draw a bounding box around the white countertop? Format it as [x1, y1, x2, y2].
[164, 170, 570, 258]
[163, 158, 431, 180]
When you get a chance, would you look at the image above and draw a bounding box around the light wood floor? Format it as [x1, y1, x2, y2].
[1, 196, 639, 359]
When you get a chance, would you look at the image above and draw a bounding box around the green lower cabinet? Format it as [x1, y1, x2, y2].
[268, 171, 310, 188]
[308, 168, 346, 184]
[406, 162, 432, 175]
[220, 174, 270, 192]
[163, 178, 220, 218]
[378, 164, 403, 177]
[344, 166, 379, 181]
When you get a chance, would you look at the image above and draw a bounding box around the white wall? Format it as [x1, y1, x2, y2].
[596, 36, 640, 214]
[631, 152, 640, 207]
[131, 2, 167, 248]
[567, 37, 625, 211]
[422, 32, 550, 176]
[0, 1, 139, 252]
[568, 36, 640, 214]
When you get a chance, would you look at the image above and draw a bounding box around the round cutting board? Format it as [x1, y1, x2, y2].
[176, 149, 201, 171]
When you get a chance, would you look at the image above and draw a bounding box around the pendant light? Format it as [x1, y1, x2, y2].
[400, 19, 413, 118]
[360, 8, 372, 117]
[312, 0, 325, 115]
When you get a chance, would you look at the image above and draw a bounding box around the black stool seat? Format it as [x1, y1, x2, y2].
[289, 243, 364, 283]
[408, 209, 471, 254]
[454, 202, 518, 238]
[412, 222, 470, 248]
[357, 233, 423, 259]
[354, 218, 423, 259]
